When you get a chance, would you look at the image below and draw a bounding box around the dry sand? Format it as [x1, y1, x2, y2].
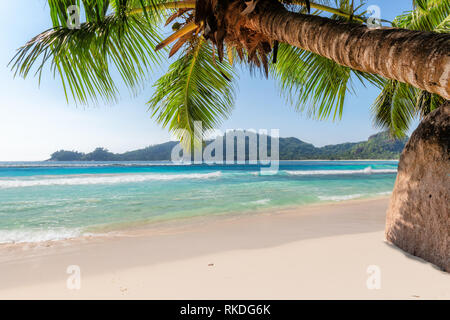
[0, 198, 448, 299]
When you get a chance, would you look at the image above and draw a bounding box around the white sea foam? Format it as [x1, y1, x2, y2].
[318, 194, 363, 201]
[250, 199, 271, 205]
[285, 166, 397, 176]
[0, 171, 222, 188]
[376, 191, 392, 196]
[0, 228, 83, 244]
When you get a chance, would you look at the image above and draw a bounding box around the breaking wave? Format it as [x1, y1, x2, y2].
[249, 199, 271, 205]
[0, 171, 222, 189]
[0, 228, 84, 244]
[318, 194, 363, 201]
[285, 166, 396, 176]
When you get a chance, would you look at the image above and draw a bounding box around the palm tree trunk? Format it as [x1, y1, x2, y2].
[244, 7, 450, 100]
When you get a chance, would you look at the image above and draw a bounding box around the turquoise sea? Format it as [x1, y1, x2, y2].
[0, 161, 398, 243]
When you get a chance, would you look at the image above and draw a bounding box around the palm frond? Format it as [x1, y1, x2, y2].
[270, 0, 385, 121]
[148, 39, 236, 146]
[372, 0, 449, 137]
[416, 91, 445, 116]
[12, 0, 448, 142]
[395, 0, 450, 32]
[271, 43, 383, 121]
[10, 0, 166, 104]
[154, 21, 197, 51]
[371, 81, 419, 138]
[283, 0, 366, 23]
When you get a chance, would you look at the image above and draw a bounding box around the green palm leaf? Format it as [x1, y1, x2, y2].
[371, 80, 418, 138]
[10, 0, 448, 143]
[271, 0, 384, 121]
[396, 0, 449, 32]
[372, 0, 449, 137]
[10, 0, 166, 104]
[148, 38, 236, 146]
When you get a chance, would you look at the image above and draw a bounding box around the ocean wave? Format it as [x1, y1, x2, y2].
[285, 166, 397, 176]
[0, 228, 83, 244]
[250, 199, 271, 205]
[318, 194, 363, 201]
[0, 171, 222, 188]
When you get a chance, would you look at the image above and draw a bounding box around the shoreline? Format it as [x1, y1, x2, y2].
[1, 196, 448, 299]
[96, 193, 393, 235]
[0, 193, 392, 246]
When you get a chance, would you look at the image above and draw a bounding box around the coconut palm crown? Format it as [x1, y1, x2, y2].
[10, 0, 450, 143]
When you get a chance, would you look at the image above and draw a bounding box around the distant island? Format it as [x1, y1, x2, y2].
[48, 131, 408, 161]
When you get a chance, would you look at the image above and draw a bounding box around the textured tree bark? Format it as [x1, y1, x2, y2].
[244, 7, 450, 99]
[385, 102, 449, 272]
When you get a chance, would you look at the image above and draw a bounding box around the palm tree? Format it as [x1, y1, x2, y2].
[10, 0, 449, 143]
[9, 0, 450, 270]
[372, 0, 449, 137]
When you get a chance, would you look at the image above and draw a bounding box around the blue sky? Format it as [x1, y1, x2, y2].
[0, 1, 414, 161]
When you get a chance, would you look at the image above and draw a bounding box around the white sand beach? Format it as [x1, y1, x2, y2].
[0, 197, 448, 299]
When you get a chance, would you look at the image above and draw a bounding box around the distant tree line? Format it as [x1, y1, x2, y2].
[49, 131, 408, 161]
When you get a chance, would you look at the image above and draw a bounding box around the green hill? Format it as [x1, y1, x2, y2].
[49, 131, 407, 161]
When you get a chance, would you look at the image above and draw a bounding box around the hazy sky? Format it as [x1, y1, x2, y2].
[0, 1, 415, 161]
